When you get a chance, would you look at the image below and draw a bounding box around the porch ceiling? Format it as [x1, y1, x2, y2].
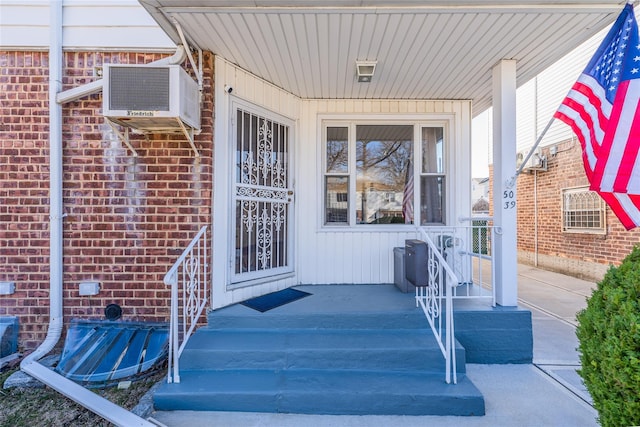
[139, 0, 624, 113]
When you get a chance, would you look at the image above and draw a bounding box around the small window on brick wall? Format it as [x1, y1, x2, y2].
[562, 186, 606, 234]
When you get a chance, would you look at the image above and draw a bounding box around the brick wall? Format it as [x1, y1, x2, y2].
[490, 138, 640, 282]
[0, 50, 214, 351]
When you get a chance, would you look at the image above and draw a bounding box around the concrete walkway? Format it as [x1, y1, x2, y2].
[150, 265, 599, 427]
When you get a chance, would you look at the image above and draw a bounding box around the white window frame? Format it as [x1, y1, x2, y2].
[419, 126, 447, 226]
[561, 186, 607, 234]
[320, 117, 452, 229]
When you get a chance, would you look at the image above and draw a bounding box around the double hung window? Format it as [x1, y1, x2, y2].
[420, 127, 445, 225]
[323, 123, 446, 226]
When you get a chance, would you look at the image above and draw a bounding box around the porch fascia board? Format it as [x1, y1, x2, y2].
[148, 1, 623, 40]
[153, 2, 622, 13]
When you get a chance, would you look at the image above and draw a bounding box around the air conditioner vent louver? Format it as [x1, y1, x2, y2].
[109, 67, 170, 111]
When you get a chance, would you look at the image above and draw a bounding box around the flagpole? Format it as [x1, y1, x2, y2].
[506, 114, 555, 189]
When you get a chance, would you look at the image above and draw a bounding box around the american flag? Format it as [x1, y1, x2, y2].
[402, 160, 414, 224]
[554, 3, 640, 230]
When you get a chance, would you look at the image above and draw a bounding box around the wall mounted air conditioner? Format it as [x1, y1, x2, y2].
[102, 64, 200, 133]
[516, 148, 547, 172]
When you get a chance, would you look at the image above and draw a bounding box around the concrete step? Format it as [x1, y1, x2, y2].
[179, 328, 466, 374]
[153, 286, 489, 416]
[154, 369, 485, 416]
[452, 300, 533, 364]
[207, 309, 428, 330]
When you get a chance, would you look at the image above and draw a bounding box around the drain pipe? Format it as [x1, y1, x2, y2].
[19, 2, 155, 426]
[20, 0, 64, 373]
[534, 170, 539, 267]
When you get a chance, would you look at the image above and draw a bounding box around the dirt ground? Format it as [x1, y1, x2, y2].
[0, 360, 165, 427]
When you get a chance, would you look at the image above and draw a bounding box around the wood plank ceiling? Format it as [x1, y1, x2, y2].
[139, 1, 625, 113]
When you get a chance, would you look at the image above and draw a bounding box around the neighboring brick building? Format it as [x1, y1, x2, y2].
[514, 139, 640, 282]
[0, 49, 214, 350]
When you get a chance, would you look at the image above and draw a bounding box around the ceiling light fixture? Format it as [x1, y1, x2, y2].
[356, 60, 377, 83]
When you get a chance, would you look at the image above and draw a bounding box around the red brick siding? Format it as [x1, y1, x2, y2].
[489, 138, 640, 280]
[0, 51, 214, 351]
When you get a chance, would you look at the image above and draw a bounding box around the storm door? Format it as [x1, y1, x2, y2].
[231, 106, 294, 286]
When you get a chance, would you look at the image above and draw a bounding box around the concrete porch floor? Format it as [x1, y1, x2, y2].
[210, 282, 424, 317]
[150, 265, 598, 427]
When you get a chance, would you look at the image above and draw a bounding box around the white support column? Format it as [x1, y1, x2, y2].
[492, 60, 518, 306]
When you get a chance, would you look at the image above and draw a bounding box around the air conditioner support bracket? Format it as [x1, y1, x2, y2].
[106, 118, 200, 157]
[106, 119, 138, 157]
[176, 118, 200, 157]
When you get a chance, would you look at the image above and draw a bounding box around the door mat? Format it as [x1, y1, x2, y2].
[241, 288, 311, 313]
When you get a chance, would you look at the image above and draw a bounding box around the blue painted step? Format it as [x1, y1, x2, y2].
[154, 369, 484, 416]
[206, 310, 429, 330]
[154, 325, 483, 415]
[179, 328, 466, 374]
[153, 285, 485, 416]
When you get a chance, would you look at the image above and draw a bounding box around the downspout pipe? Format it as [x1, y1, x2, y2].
[20, 2, 154, 425]
[21, 0, 64, 371]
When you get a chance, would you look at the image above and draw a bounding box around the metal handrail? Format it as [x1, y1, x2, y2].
[414, 220, 499, 383]
[417, 228, 458, 384]
[457, 217, 497, 305]
[419, 225, 495, 303]
[458, 215, 493, 222]
[163, 225, 209, 384]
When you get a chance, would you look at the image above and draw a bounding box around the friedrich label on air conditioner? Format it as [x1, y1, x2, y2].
[127, 111, 156, 117]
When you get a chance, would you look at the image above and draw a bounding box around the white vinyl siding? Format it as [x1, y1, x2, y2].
[516, 80, 536, 152]
[515, 23, 612, 151]
[535, 43, 588, 146]
[0, 0, 174, 50]
[302, 230, 421, 284]
[298, 99, 472, 285]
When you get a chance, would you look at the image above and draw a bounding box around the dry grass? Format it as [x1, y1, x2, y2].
[0, 362, 165, 427]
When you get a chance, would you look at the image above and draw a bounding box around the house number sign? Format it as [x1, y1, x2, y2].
[503, 190, 516, 209]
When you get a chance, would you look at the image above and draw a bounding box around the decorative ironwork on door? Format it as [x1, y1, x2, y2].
[232, 108, 293, 283]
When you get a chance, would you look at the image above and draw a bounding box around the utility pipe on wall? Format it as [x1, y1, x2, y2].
[534, 170, 539, 267]
[21, 0, 64, 369]
[19, 2, 154, 425]
[533, 78, 539, 267]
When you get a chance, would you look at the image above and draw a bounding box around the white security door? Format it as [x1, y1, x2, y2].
[231, 106, 294, 285]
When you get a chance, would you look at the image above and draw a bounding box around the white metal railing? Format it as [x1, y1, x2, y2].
[423, 220, 497, 305]
[460, 216, 497, 305]
[415, 220, 497, 384]
[164, 225, 209, 384]
[416, 229, 458, 384]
